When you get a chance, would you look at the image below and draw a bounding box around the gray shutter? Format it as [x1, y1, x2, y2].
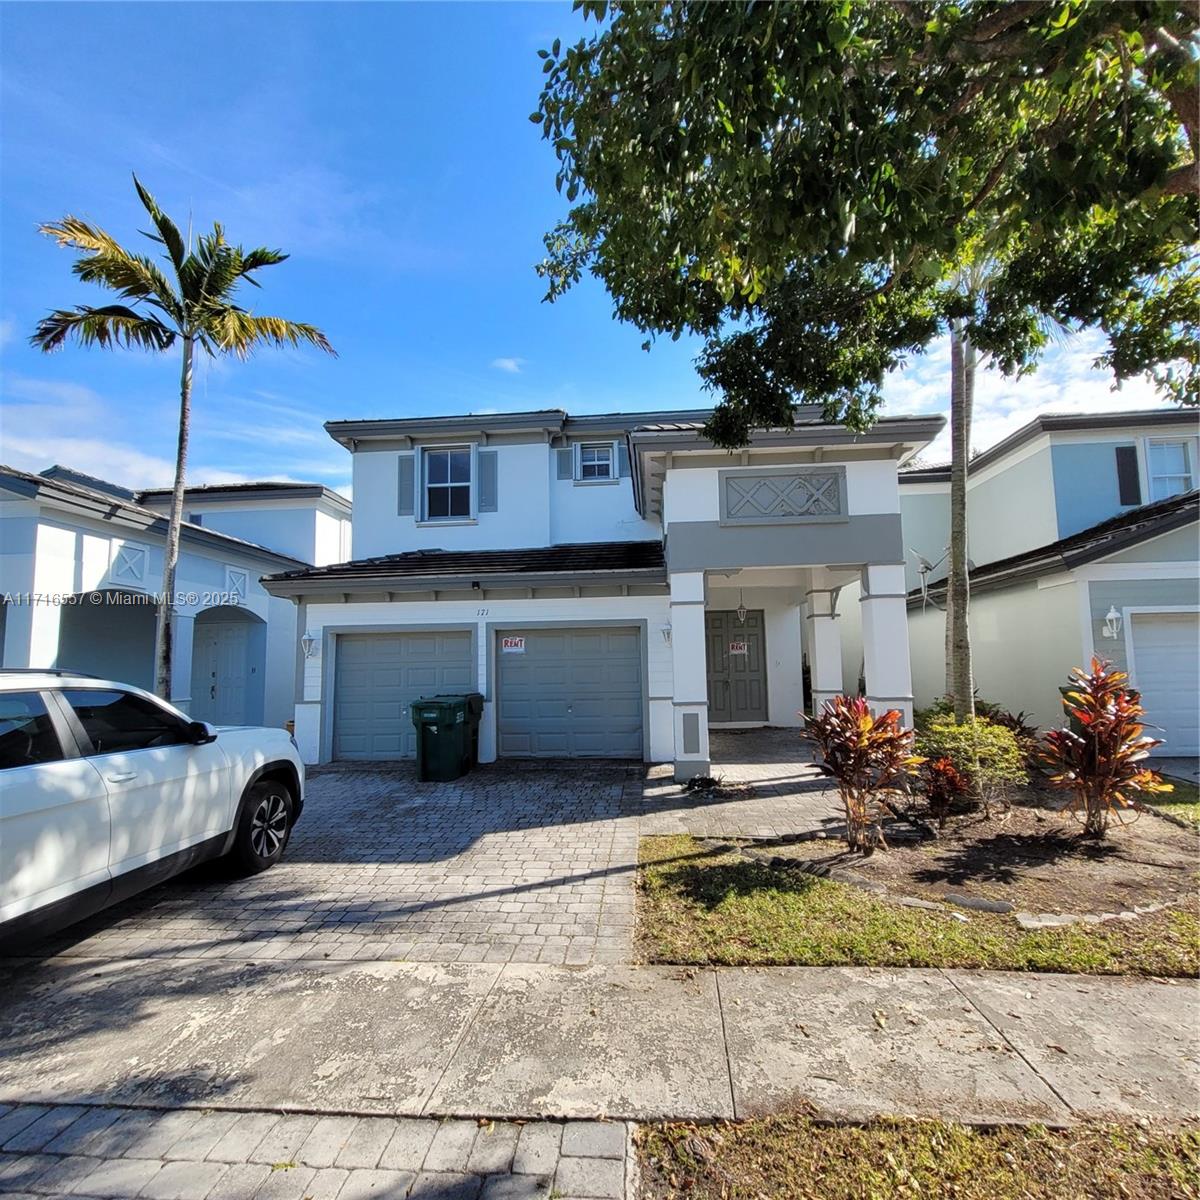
[556, 447, 574, 480]
[617, 442, 631, 478]
[478, 449, 498, 513]
[1115, 446, 1141, 506]
[397, 453, 416, 516]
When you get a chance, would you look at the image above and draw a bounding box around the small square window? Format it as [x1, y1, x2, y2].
[579, 443, 613, 481]
[423, 447, 473, 520]
[1148, 440, 1195, 501]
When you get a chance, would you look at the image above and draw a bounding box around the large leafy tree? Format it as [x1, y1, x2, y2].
[535, 1, 1198, 717]
[33, 176, 335, 700]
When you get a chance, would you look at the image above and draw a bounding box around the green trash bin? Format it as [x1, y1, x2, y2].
[410, 696, 470, 782]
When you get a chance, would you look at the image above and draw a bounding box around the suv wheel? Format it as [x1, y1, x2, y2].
[232, 781, 294, 873]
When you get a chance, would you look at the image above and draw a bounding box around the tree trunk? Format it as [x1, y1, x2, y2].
[948, 324, 975, 721]
[154, 335, 193, 700]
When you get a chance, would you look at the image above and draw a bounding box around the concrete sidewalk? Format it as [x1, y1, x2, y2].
[1, 957, 1195, 1127]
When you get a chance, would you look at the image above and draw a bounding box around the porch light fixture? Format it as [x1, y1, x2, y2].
[1101, 606, 1123, 640]
[661, 624, 672, 645]
[736, 590, 747, 624]
[300, 630, 319, 659]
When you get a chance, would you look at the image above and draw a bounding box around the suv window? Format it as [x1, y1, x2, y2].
[62, 688, 188, 755]
[0, 691, 65, 770]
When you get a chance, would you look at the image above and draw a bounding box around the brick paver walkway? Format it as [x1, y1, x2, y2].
[0, 1103, 632, 1199]
[11, 762, 642, 968]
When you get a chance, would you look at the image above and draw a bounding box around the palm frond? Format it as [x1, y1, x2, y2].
[236, 247, 289, 287]
[132, 175, 187, 273]
[73, 250, 183, 323]
[180, 225, 243, 306]
[30, 305, 176, 353]
[200, 308, 335, 358]
[39, 216, 128, 257]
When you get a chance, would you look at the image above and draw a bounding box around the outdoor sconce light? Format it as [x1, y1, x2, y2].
[736, 589, 748, 624]
[661, 624, 672, 645]
[301, 630, 319, 659]
[1101, 606, 1123, 640]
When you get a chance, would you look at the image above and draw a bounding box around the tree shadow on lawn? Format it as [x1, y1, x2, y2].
[654, 844, 830, 911]
[912, 829, 1119, 890]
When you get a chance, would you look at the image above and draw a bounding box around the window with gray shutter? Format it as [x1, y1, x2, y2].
[478, 449, 498, 512]
[1115, 446, 1141, 506]
[397, 454, 415, 516]
[556, 447, 574, 480]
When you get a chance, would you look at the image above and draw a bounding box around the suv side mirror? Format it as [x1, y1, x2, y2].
[186, 721, 218, 745]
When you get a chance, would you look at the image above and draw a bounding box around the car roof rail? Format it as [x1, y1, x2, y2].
[0, 667, 100, 678]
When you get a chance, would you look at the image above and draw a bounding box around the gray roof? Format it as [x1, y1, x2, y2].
[0, 465, 306, 567]
[136, 480, 350, 514]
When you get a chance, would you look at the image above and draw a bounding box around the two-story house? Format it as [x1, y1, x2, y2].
[262, 406, 944, 779]
[895, 409, 1199, 754]
[0, 466, 350, 729]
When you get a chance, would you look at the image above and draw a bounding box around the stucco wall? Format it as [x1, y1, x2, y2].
[1084, 576, 1200, 673]
[909, 577, 1082, 730]
[898, 489, 951, 592]
[967, 445, 1058, 565]
[1050, 441, 1140, 539]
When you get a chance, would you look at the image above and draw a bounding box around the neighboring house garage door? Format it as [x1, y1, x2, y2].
[333, 631, 474, 760]
[1130, 611, 1200, 757]
[496, 627, 642, 758]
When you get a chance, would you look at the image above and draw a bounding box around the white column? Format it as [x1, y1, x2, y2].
[669, 570, 710, 781]
[169, 611, 195, 712]
[860, 563, 914, 726]
[805, 586, 844, 714]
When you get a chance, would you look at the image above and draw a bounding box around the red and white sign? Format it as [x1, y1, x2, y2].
[501, 636, 526, 654]
[728, 640, 748, 656]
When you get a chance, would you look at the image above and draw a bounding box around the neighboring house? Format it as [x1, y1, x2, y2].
[0, 466, 350, 729]
[262, 407, 944, 778]
[893, 409, 1200, 754]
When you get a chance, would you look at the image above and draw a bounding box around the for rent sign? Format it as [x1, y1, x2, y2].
[501, 636, 526, 654]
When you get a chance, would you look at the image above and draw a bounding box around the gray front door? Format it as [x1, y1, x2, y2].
[496, 627, 642, 758]
[706, 610, 768, 723]
[333, 631, 474, 760]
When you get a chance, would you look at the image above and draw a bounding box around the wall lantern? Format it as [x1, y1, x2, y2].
[736, 589, 748, 624]
[661, 624, 673, 645]
[1101, 606, 1123, 640]
[301, 630, 319, 659]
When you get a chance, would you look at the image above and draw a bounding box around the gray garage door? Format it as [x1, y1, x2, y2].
[496, 627, 642, 758]
[332, 631, 474, 760]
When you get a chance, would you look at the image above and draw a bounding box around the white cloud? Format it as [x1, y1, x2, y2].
[490, 357, 525, 374]
[883, 330, 1176, 463]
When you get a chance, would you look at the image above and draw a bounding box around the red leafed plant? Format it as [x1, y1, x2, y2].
[1039, 657, 1174, 838]
[921, 756, 971, 829]
[802, 695, 923, 854]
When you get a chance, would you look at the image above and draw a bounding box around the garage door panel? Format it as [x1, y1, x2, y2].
[333, 631, 474, 761]
[497, 627, 643, 759]
[1131, 612, 1199, 756]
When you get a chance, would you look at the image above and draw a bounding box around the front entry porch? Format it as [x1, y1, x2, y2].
[669, 564, 914, 782]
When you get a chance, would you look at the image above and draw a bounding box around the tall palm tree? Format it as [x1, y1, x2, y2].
[32, 174, 335, 701]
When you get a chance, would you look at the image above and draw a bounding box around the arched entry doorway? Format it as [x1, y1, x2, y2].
[57, 589, 157, 690]
[190, 605, 266, 727]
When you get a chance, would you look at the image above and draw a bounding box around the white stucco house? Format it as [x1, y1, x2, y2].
[262, 407, 944, 779]
[0, 466, 351, 729]
[864, 409, 1198, 755]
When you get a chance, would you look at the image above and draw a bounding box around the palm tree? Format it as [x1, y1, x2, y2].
[32, 174, 335, 700]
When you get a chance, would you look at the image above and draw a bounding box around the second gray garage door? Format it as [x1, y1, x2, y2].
[332, 631, 474, 760]
[496, 627, 643, 758]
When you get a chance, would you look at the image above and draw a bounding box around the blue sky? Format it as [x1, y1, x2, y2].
[0, 2, 1172, 495]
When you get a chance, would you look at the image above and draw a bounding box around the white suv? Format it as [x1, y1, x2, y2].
[0, 670, 304, 945]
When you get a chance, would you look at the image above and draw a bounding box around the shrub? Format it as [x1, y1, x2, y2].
[801, 696, 923, 854]
[916, 694, 1038, 746]
[1039, 658, 1173, 838]
[916, 716, 1028, 818]
[921, 756, 971, 828]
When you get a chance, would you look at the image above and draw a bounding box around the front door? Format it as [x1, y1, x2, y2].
[705, 610, 768, 723]
[193, 621, 250, 726]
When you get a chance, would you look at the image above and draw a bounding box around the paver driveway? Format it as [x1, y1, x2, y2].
[11, 761, 642, 967]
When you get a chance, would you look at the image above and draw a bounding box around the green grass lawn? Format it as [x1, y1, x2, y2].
[1148, 776, 1200, 828]
[638, 1113, 1200, 1200]
[637, 835, 1199, 976]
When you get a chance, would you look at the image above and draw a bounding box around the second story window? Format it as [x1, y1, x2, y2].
[424, 447, 472, 519]
[578, 443, 614, 481]
[1148, 440, 1195, 501]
